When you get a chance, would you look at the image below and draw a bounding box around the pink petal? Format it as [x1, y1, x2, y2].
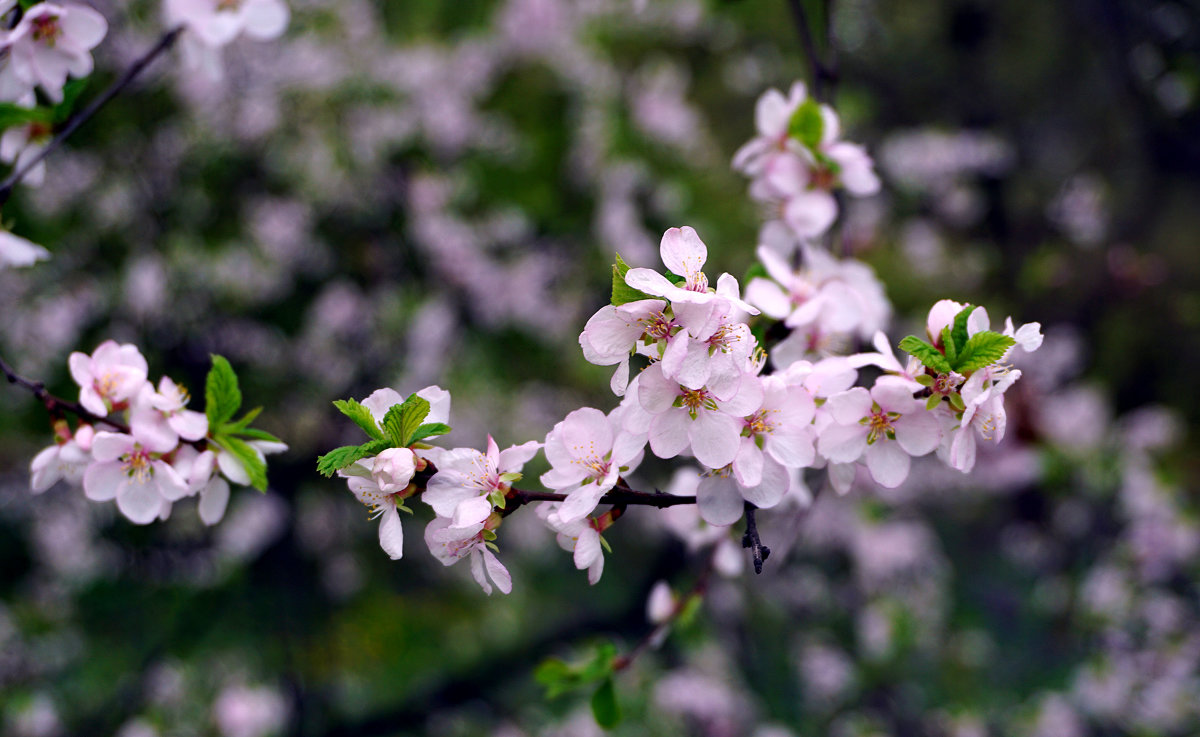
[241, 0, 289, 40]
[648, 410, 691, 460]
[864, 442, 910, 488]
[894, 411, 941, 457]
[483, 549, 512, 594]
[117, 477, 165, 524]
[659, 226, 707, 280]
[198, 477, 231, 525]
[688, 411, 739, 469]
[697, 474, 743, 526]
[377, 504, 404, 560]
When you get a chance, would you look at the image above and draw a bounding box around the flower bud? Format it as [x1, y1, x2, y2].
[371, 448, 417, 492]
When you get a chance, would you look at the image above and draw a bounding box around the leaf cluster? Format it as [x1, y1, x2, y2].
[898, 306, 1015, 376]
[0, 79, 88, 133]
[316, 393, 451, 477]
[535, 641, 621, 728]
[204, 355, 281, 492]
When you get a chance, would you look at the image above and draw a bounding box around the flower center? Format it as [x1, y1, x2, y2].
[32, 15, 61, 44]
[678, 387, 716, 417]
[639, 311, 674, 340]
[863, 408, 899, 444]
[745, 409, 775, 437]
[122, 448, 154, 482]
[217, 0, 242, 11]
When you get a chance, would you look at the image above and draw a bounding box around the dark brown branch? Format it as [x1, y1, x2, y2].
[0, 25, 185, 206]
[785, 0, 838, 103]
[742, 502, 771, 574]
[0, 352, 130, 432]
[504, 482, 697, 516]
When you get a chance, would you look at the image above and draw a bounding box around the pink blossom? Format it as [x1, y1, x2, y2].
[83, 431, 187, 524]
[129, 377, 209, 451]
[29, 428, 90, 493]
[423, 436, 540, 528]
[423, 517, 512, 595]
[1, 2, 107, 103]
[731, 81, 810, 176]
[166, 0, 288, 80]
[0, 229, 50, 269]
[541, 407, 643, 524]
[68, 340, 149, 416]
[817, 377, 941, 488]
[539, 505, 606, 585]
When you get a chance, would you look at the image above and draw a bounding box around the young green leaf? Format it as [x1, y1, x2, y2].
[940, 326, 958, 367]
[590, 678, 621, 729]
[951, 304, 974, 354]
[407, 422, 451, 445]
[611, 253, 654, 306]
[333, 398, 384, 440]
[213, 435, 268, 491]
[233, 427, 283, 443]
[381, 395, 431, 447]
[787, 99, 824, 149]
[898, 336, 952, 373]
[0, 103, 51, 132]
[52, 78, 89, 124]
[316, 439, 390, 477]
[955, 332, 1016, 373]
[534, 658, 575, 699]
[221, 406, 263, 434]
[205, 354, 242, 427]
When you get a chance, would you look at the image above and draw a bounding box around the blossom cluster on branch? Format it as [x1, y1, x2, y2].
[24, 341, 285, 524]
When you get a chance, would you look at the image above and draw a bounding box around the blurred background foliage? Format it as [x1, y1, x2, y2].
[0, 0, 1198, 735]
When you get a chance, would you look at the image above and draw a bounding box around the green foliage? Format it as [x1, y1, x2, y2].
[590, 678, 621, 729]
[535, 641, 617, 699]
[205, 354, 242, 427]
[333, 398, 384, 440]
[316, 439, 391, 477]
[956, 332, 1016, 373]
[212, 435, 268, 492]
[53, 79, 88, 124]
[898, 336, 952, 373]
[381, 395, 431, 447]
[407, 422, 451, 444]
[611, 253, 654, 306]
[787, 99, 824, 149]
[951, 305, 974, 354]
[0, 103, 50, 132]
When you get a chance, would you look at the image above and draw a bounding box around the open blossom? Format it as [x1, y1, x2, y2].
[68, 341, 149, 417]
[0, 116, 50, 187]
[731, 81, 810, 176]
[0, 2, 108, 103]
[624, 227, 758, 315]
[539, 504, 606, 585]
[83, 431, 187, 524]
[130, 377, 209, 452]
[423, 436, 540, 528]
[166, 0, 289, 79]
[817, 376, 941, 488]
[337, 447, 416, 560]
[171, 446, 230, 525]
[0, 229, 50, 269]
[30, 424, 93, 493]
[578, 297, 668, 395]
[541, 407, 643, 524]
[424, 517, 512, 595]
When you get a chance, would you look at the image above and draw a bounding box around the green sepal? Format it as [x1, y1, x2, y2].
[408, 422, 451, 444]
[598, 535, 612, 554]
[898, 336, 952, 374]
[591, 678, 621, 729]
[0, 102, 51, 132]
[611, 253, 655, 306]
[787, 98, 825, 150]
[204, 355, 242, 427]
[212, 434, 268, 492]
[488, 488, 507, 510]
[333, 398, 384, 440]
[381, 395, 431, 447]
[482, 529, 497, 541]
[955, 331, 1016, 373]
[949, 392, 966, 411]
[396, 503, 414, 515]
[485, 541, 500, 553]
[925, 394, 942, 411]
[498, 471, 522, 484]
[316, 438, 390, 477]
[914, 373, 934, 387]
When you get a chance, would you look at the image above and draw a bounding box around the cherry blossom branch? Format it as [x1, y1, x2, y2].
[741, 502, 771, 574]
[613, 549, 717, 672]
[0, 351, 130, 432]
[785, 0, 838, 103]
[503, 480, 698, 516]
[0, 25, 185, 206]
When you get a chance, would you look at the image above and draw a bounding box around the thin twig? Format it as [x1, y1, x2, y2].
[613, 548, 718, 671]
[785, 0, 838, 103]
[0, 25, 186, 205]
[742, 502, 771, 574]
[0, 351, 130, 432]
[499, 477, 695, 516]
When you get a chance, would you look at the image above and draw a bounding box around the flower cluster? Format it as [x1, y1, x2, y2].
[315, 82, 1041, 598]
[732, 82, 880, 241]
[30, 341, 286, 524]
[0, 1, 107, 105]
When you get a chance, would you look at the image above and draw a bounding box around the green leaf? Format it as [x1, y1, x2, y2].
[743, 261, 768, 284]
[333, 398, 384, 440]
[233, 427, 283, 443]
[898, 336, 952, 373]
[787, 99, 824, 149]
[205, 355, 242, 427]
[213, 435, 268, 492]
[380, 395, 431, 447]
[940, 326, 957, 367]
[407, 422, 450, 444]
[221, 406, 263, 434]
[955, 331, 1016, 373]
[316, 439, 390, 477]
[52, 78, 88, 124]
[0, 103, 51, 132]
[534, 659, 575, 699]
[951, 305, 974, 355]
[590, 678, 621, 729]
[611, 253, 655, 306]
